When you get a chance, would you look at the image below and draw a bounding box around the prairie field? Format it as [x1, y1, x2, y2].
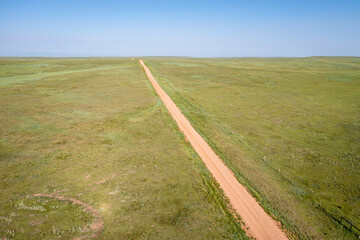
[146, 57, 360, 239]
[1, 57, 359, 240]
[1, 0, 359, 239]
[0, 58, 246, 239]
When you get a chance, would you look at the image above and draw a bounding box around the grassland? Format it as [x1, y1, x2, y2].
[0, 58, 247, 239]
[145, 57, 360, 240]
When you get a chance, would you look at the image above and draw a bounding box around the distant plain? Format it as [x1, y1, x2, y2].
[0, 58, 245, 239]
[146, 57, 360, 239]
[1, 57, 359, 239]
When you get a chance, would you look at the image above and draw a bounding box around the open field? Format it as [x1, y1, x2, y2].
[140, 59, 288, 239]
[145, 57, 360, 239]
[0, 58, 247, 239]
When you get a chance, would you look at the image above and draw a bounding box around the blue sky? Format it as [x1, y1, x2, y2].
[0, 0, 359, 57]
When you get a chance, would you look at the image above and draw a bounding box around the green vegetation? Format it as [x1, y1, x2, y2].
[146, 57, 360, 240]
[0, 58, 247, 239]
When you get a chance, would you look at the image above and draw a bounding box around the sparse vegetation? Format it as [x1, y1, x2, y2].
[146, 57, 360, 240]
[0, 58, 246, 239]
[2, 56, 359, 239]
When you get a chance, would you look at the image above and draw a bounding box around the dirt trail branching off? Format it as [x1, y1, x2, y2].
[33, 194, 104, 239]
[140, 59, 288, 240]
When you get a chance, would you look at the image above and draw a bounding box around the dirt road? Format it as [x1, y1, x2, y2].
[139, 60, 288, 240]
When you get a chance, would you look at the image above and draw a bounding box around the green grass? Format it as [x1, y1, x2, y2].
[145, 57, 360, 240]
[0, 58, 247, 239]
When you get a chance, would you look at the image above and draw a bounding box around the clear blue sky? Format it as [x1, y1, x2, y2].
[1, 0, 359, 57]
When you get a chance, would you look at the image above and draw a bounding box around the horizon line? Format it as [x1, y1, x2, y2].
[1, 55, 359, 58]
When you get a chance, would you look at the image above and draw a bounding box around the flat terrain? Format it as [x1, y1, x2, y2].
[145, 57, 360, 239]
[0, 58, 247, 239]
[140, 59, 287, 239]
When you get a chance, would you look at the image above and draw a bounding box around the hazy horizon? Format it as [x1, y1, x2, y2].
[1, 0, 360, 57]
[1, 55, 360, 58]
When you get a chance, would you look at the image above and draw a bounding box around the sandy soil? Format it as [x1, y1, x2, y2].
[140, 60, 289, 240]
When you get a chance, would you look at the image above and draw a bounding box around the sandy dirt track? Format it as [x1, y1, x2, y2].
[140, 60, 288, 240]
